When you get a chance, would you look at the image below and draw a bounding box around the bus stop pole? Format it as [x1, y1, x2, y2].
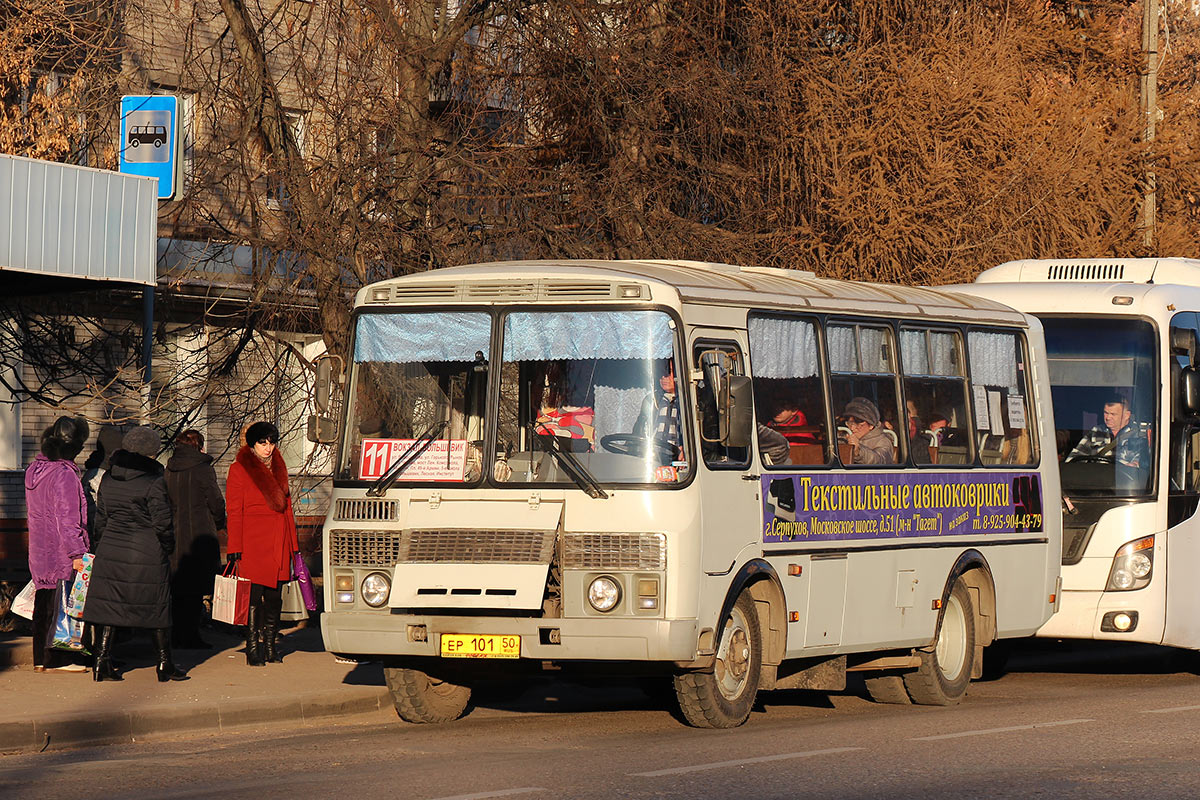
[142, 287, 154, 384]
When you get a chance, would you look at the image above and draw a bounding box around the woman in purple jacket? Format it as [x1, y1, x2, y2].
[24, 416, 90, 673]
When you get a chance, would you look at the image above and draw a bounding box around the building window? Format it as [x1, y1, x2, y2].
[266, 111, 307, 210]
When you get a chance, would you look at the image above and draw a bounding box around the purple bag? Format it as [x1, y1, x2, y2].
[291, 552, 318, 612]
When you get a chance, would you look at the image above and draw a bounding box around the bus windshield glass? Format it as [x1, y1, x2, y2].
[1039, 316, 1156, 497]
[494, 309, 690, 487]
[339, 311, 492, 484]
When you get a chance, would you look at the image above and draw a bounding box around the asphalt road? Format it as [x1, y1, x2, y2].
[3, 641, 1199, 800]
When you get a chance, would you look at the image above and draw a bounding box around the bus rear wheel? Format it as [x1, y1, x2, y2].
[903, 578, 975, 705]
[864, 674, 912, 704]
[384, 665, 471, 724]
[674, 591, 761, 728]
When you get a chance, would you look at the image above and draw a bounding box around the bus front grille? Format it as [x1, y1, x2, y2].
[332, 498, 398, 522]
[562, 532, 666, 570]
[330, 529, 404, 567]
[402, 530, 556, 564]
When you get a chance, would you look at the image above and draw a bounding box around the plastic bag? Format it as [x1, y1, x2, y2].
[51, 579, 89, 653]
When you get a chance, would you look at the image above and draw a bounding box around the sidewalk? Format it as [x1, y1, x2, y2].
[0, 622, 392, 754]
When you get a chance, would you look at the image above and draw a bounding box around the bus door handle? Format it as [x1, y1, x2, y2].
[742, 474, 761, 481]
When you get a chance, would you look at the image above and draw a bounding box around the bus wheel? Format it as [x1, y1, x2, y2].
[384, 666, 471, 724]
[864, 674, 912, 704]
[674, 592, 761, 728]
[903, 578, 975, 705]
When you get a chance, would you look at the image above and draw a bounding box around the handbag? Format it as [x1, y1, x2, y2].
[10, 580, 35, 620]
[291, 552, 318, 612]
[212, 562, 251, 625]
[51, 579, 89, 653]
[65, 553, 94, 619]
[280, 580, 308, 622]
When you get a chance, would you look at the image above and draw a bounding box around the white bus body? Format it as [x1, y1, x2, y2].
[953, 257, 1200, 649]
[319, 260, 1061, 727]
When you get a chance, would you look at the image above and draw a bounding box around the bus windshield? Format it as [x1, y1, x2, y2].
[1039, 316, 1156, 497]
[339, 311, 492, 484]
[494, 309, 690, 486]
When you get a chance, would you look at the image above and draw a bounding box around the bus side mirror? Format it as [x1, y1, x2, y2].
[314, 354, 342, 414]
[727, 375, 754, 448]
[1171, 327, 1199, 366]
[1181, 368, 1200, 418]
[307, 353, 343, 444]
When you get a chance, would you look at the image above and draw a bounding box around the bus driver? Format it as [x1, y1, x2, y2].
[1065, 396, 1149, 471]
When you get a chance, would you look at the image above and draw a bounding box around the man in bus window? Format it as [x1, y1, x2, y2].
[1066, 396, 1149, 470]
[840, 397, 895, 465]
[634, 360, 682, 461]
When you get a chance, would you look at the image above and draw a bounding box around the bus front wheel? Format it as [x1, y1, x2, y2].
[384, 665, 471, 724]
[903, 578, 975, 705]
[674, 591, 762, 728]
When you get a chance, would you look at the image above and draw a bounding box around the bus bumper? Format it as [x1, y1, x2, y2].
[322, 611, 700, 662]
[1036, 589, 1164, 643]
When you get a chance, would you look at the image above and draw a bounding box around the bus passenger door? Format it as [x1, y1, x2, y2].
[690, 332, 759, 574]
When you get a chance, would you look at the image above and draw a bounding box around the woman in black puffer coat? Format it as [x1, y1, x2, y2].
[83, 426, 188, 682]
[165, 429, 226, 650]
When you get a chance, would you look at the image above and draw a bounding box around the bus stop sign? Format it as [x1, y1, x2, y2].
[119, 95, 180, 201]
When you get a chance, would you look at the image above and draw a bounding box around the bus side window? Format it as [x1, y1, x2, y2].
[747, 315, 829, 467]
[967, 330, 1038, 466]
[827, 322, 902, 466]
[901, 328, 970, 466]
[1168, 312, 1200, 525]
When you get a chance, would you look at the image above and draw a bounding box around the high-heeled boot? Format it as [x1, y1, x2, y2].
[153, 628, 188, 682]
[263, 593, 283, 663]
[92, 625, 122, 682]
[245, 604, 265, 667]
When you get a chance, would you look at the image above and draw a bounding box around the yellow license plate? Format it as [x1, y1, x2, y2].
[440, 633, 520, 659]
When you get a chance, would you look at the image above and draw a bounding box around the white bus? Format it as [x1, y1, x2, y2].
[314, 259, 1061, 728]
[952, 258, 1200, 651]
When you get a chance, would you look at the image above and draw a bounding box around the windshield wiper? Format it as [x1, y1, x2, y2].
[531, 422, 609, 499]
[366, 420, 449, 497]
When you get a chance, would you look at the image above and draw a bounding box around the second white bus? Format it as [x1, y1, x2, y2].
[953, 257, 1200, 651]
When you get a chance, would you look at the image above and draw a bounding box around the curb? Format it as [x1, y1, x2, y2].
[0, 687, 392, 753]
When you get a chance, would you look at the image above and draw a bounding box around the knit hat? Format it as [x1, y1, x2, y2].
[840, 397, 880, 428]
[122, 426, 161, 458]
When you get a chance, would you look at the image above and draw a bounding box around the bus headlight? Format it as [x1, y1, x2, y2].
[587, 576, 622, 612]
[1105, 536, 1154, 592]
[361, 572, 392, 607]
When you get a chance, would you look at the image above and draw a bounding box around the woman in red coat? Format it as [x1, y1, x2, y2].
[225, 422, 299, 666]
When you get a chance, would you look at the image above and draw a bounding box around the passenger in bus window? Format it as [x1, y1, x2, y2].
[756, 423, 790, 466]
[928, 411, 965, 448]
[634, 360, 682, 461]
[839, 397, 895, 465]
[1065, 396, 1150, 470]
[770, 400, 820, 444]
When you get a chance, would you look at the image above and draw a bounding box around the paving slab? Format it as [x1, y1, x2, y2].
[0, 623, 392, 753]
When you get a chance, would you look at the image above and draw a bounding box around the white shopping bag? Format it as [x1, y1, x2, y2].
[10, 580, 35, 620]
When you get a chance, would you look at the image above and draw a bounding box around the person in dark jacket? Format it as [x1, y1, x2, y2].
[83, 426, 188, 682]
[226, 421, 299, 666]
[165, 429, 226, 650]
[24, 416, 90, 673]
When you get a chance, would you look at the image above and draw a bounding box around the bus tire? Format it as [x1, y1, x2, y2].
[384, 665, 471, 724]
[673, 591, 761, 728]
[864, 674, 912, 704]
[903, 578, 975, 705]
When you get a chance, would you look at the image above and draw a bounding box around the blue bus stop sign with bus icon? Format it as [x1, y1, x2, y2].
[119, 95, 179, 200]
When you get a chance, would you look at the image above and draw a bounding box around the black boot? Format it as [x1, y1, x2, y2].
[245, 605, 265, 667]
[153, 628, 188, 682]
[92, 625, 122, 682]
[263, 591, 283, 663]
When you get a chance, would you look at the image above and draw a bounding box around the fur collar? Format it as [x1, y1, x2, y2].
[235, 446, 289, 512]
